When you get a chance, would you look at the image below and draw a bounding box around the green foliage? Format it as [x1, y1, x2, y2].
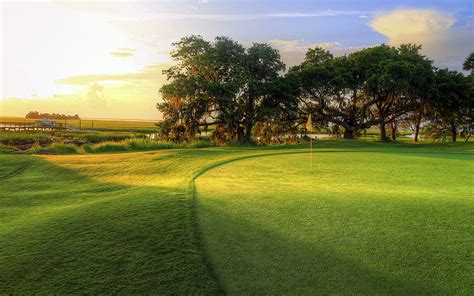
[463, 52, 474, 71]
[159, 35, 285, 144]
[47, 143, 80, 154]
[84, 139, 214, 153]
[127, 138, 180, 150]
[158, 38, 471, 144]
[188, 139, 215, 148]
[0, 145, 16, 154]
[0, 131, 139, 145]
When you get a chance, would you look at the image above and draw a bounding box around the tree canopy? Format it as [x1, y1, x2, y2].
[158, 36, 473, 143]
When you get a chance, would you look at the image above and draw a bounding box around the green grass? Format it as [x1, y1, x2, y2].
[84, 139, 214, 153]
[0, 140, 472, 293]
[0, 130, 140, 145]
[196, 145, 474, 294]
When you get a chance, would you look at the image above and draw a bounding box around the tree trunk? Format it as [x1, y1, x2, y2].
[391, 122, 397, 141]
[414, 117, 421, 143]
[237, 125, 244, 144]
[343, 129, 355, 139]
[244, 122, 252, 144]
[380, 122, 388, 141]
[450, 121, 457, 142]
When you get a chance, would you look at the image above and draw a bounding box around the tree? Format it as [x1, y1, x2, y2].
[158, 36, 213, 141]
[430, 68, 471, 142]
[397, 44, 435, 142]
[463, 52, 474, 72]
[356, 45, 415, 141]
[241, 43, 285, 143]
[158, 36, 285, 144]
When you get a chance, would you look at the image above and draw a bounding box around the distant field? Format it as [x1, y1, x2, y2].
[0, 117, 159, 131]
[1, 141, 472, 293]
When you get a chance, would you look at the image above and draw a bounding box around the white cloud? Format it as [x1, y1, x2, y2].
[370, 9, 474, 70]
[117, 10, 372, 22]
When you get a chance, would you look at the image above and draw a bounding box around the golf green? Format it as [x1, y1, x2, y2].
[196, 150, 473, 294]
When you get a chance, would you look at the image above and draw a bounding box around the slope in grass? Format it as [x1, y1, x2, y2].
[0, 150, 234, 294]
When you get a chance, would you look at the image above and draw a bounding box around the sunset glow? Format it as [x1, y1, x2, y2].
[1, 0, 473, 119]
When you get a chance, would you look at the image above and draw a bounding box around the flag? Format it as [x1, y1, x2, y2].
[305, 114, 312, 131]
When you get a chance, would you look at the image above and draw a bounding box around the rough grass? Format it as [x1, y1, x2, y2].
[0, 141, 472, 293]
[0, 130, 139, 145]
[84, 139, 214, 153]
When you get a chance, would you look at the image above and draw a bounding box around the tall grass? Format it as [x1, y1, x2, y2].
[0, 130, 141, 146]
[83, 142, 130, 153]
[28, 142, 80, 154]
[84, 139, 214, 153]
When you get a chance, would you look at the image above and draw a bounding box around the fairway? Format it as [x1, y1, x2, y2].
[196, 149, 474, 294]
[1, 142, 473, 293]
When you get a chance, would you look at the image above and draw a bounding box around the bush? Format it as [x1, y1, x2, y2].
[188, 139, 214, 148]
[27, 143, 46, 154]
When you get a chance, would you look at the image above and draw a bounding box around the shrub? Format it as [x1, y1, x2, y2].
[27, 143, 46, 154]
[188, 139, 214, 148]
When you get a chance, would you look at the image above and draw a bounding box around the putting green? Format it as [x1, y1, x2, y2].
[196, 150, 473, 294]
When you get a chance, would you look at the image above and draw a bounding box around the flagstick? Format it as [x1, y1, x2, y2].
[310, 131, 313, 169]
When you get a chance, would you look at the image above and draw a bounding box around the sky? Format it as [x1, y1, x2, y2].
[1, 0, 473, 120]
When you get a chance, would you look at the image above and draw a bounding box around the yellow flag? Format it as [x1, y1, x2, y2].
[305, 114, 312, 131]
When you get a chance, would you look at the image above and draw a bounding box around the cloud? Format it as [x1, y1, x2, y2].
[268, 39, 364, 67]
[110, 47, 135, 57]
[111, 52, 134, 57]
[117, 10, 372, 22]
[56, 64, 168, 85]
[370, 9, 474, 70]
[86, 83, 107, 108]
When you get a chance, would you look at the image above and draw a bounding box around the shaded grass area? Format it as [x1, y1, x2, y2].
[0, 150, 241, 293]
[196, 148, 474, 294]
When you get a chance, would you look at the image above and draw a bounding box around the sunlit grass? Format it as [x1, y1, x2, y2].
[196, 146, 474, 294]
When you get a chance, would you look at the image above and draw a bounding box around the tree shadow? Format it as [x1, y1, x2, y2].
[197, 201, 446, 294]
[0, 155, 221, 294]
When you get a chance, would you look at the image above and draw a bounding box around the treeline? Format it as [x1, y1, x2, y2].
[26, 111, 80, 120]
[157, 36, 473, 143]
